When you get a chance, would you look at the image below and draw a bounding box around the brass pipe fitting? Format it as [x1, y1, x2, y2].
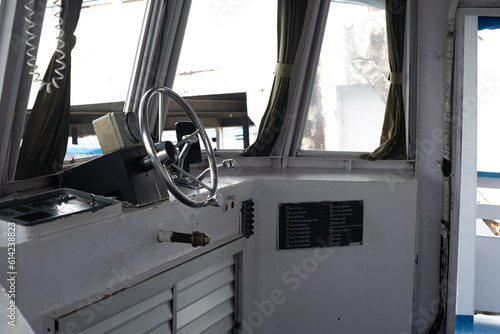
[157, 230, 210, 247]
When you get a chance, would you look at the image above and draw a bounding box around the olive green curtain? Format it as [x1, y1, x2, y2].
[361, 0, 407, 160]
[242, 0, 308, 156]
[16, 0, 82, 179]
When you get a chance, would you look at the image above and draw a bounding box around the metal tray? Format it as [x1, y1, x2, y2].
[0, 188, 119, 226]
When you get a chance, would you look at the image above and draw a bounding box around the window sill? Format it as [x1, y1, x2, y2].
[282, 156, 415, 171]
[209, 153, 415, 172]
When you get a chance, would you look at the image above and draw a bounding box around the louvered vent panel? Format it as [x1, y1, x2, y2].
[203, 315, 234, 334]
[177, 265, 234, 310]
[55, 238, 243, 334]
[176, 257, 236, 334]
[176, 257, 234, 291]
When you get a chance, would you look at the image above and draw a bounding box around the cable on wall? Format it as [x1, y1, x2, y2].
[24, 0, 41, 82]
[428, 0, 460, 333]
[24, 0, 67, 94]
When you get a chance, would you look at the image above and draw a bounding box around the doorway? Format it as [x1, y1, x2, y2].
[451, 9, 500, 333]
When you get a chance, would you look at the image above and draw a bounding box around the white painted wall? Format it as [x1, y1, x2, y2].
[0, 179, 254, 333]
[241, 171, 417, 333]
[0, 169, 417, 333]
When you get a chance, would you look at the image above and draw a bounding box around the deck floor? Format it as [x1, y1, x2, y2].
[455, 314, 500, 333]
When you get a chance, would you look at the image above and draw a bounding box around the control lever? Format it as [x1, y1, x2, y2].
[175, 121, 202, 173]
[177, 134, 199, 177]
[197, 159, 236, 182]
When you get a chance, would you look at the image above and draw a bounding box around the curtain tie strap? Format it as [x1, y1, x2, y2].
[389, 72, 403, 85]
[274, 62, 293, 78]
[59, 32, 77, 53]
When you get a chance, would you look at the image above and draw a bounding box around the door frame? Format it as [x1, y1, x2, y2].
[448, 7, 500, 331]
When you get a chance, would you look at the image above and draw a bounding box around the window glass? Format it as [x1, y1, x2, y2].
[27, 0, 146, 160]
[172, 0, 276, 150]
[301, 2, 388, 152]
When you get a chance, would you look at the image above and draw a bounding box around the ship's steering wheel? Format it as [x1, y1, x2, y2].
[138, 87, 222, 208]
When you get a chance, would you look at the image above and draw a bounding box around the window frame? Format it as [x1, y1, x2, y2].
[0, 0, 48, 189]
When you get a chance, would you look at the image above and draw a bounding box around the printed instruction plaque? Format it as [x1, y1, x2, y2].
[278, 200, 363, 250]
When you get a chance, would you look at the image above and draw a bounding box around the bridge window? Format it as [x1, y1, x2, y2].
[172, 0, 276, 150]
[301, 1, 389, 153]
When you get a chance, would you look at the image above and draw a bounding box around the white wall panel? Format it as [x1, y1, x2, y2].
[242, 176, 417, 333]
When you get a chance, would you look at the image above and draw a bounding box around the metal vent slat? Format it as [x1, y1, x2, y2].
[57, 276, 173, 332]
[177, 256, 234, 292]
[177, 266, 234, 310]
[177, 284, 234, 329]
[144, 322, 172, 334]
[78, 289, 172, 334]
[177, 299, 234, 334]
[108, 302, 171, 334]
[202, 315, 234, 334]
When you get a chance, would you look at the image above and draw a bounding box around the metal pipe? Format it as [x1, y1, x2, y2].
[139, 141, 178, 171]
[157, 230, 210, 247]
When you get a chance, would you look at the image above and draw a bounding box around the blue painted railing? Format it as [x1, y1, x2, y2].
[477, 171, 500, 179]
